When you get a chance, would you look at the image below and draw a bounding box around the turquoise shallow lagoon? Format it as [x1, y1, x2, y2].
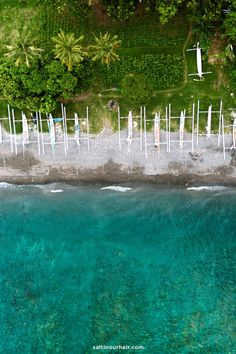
[0, 184, 235, 353]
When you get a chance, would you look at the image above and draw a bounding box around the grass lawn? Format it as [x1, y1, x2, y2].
[0, 1, 234, 133]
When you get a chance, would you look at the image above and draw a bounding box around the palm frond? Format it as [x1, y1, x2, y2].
[52, 30, 87, 71]
[3, 31, 43, 67]
[89, 32, 121, 65]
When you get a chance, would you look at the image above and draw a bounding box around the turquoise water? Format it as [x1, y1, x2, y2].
[0, 184, 235, 353]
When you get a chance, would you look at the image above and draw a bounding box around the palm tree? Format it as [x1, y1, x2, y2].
[89, 32, 121, 65]
[52, 30, 87, 71]
[3, 32, 43, 67]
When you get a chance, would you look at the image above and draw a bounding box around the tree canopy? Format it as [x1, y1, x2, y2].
[0, 60, 77, 112]
[99, 0, 233, 29]
[89, 32, 121, 65]
[0, 0, 235, 115]
[224, 0, 236, 41]
[3, 32, 43, 67]
[52, 30, 87, 71]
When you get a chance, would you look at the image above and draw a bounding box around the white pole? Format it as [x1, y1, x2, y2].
[7, 104, 13, 153]
[218, 99, 222, 146]
[39, 112, 44, 155]
[140, 106, 142, 151]
[12, 109, 17, 155]
[144, 106, 147, 158]
[196, 100, 199, 146]
[36, 112, 41, 155]
[165, 106, 168, 153]
[192, 103, 195, 152]
[118, 106, 121, 150]
[222, 114, 226, 160]
[168, 104, 171, 154]
[87, 106, 90, 151]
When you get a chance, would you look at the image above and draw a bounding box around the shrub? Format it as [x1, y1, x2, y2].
[121, 73, 152, 105]
[0, 60, 77, 112]
[100, 54, 184, 90]
[101, 0, 135, 21]
[72, 59, 98, 91]
[36, 0, 90, 16]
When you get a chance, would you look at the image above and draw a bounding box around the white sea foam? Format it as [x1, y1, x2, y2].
[101, 186, 132, 192]
[0, 182, 15, 188]
[187, 186, 227, 191]
[28, 184, 65, 192]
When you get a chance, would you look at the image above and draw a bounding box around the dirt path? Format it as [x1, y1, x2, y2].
[61, 92, 92, 103]
[182, 23, 192, 84]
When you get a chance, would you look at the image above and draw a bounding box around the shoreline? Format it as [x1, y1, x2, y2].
[1, 160, 236, 187]
[1, 176, 236, 187]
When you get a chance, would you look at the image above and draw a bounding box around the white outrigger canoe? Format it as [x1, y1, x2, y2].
[206, 105, 212, 138]
[179, 110, 185, 147]
[74, 113, 80, 146]
[0, 121, 2, 144]
[48, 114, 56, 151]
[233, 118, 236, 149]
[127, 111, 133, 146]
[154, 113, 160, 147]
[22, 113, 29, 146]
[187, 42, 211, 80]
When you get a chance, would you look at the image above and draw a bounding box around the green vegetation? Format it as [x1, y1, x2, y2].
[3, 31, 43, 67]
[0, 60, 77, 112]
[0, 0, 235, 132]
[101, 0, 135, 21]
[101, 54, 183, 89]
[224, 0, 236, 41]
[122, 74, 152, 105]
[52, 30, 87, 71]
[89, 32, 121, 65]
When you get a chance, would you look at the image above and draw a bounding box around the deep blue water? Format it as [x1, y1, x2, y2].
[0, 183, 235, 353]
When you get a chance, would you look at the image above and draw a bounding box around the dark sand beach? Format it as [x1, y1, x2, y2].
[0, 128, 236, 186]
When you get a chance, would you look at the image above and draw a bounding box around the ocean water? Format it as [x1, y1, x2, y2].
[0, 183, 235, 354]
